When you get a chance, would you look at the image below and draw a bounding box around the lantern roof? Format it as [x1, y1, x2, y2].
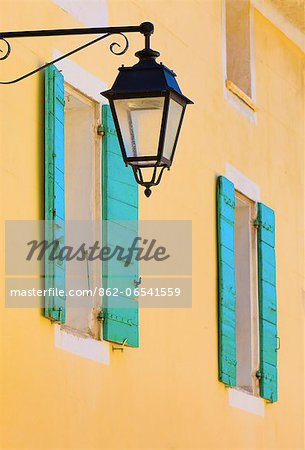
[101, 48, 193, 104]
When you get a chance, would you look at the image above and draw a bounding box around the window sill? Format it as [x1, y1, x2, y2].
[228, 387, 264, 416]
[225, 80, 258, 112]
[54, 324, 110, 364]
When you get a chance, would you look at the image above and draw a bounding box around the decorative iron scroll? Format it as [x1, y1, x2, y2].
[0, 32, 129, 84]
[0, 37, 11, 60]
[109, 32, 129, 56]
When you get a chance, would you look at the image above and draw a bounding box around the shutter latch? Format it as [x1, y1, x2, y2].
[112, 338, 127, 352]
[58, 306, 63, 322]
[134, 277, 142, 287]
[48, 306, 63, 323]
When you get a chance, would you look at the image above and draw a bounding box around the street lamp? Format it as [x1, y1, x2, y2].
[0, 21, 193, 196]
[102, 23, 193, 197]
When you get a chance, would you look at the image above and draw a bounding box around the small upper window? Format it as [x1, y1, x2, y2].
[224, 0, 255, 107]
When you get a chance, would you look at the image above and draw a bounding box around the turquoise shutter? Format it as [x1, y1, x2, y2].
[101, 105, 139, 347]
[44, 65, 66, 322]
[256, 203, 278, 402]
[217, 176, 237, 386]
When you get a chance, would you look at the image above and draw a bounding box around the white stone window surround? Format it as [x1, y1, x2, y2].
[52, 0, 108, 28]
[225, 163, 265, 416]
[51, 51, 110, 364]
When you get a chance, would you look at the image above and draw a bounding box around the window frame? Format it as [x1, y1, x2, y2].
[64, 83, 102, 339]
[234, 190, 260, 397]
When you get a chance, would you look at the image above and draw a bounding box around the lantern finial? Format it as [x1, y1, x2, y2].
[144, 187, 152, 197]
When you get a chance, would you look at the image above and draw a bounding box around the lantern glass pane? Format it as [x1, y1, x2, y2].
[113, 97, 164, 163]
[163, 98, 184, 162]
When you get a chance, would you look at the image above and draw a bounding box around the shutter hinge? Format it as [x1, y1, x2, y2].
[254, 218, 273, 232]
[223, 195, 235, 208]
[98, 310, 105, 321]
[256, 370, 262, 380]
[97, 125, 105, 136]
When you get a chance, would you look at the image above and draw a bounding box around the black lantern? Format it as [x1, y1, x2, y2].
[0, 21, 192, 197]
[101, 23, 193, 197]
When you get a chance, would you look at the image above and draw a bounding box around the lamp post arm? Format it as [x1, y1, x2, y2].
[0, 22, 154, 85]
[0, 24, 148, 39]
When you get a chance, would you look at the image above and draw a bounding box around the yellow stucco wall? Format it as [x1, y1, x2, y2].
[0, 1, 304, 449]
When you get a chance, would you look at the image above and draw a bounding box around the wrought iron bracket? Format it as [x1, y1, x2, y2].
[0, 21, 154, 84]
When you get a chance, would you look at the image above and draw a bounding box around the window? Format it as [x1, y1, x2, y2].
[64, 86, 101, 336]
[44, 65, 139, 348]
[235, 192, 259, 395]
[217, 176, 278, 402]
[224, 0, 256, 110]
